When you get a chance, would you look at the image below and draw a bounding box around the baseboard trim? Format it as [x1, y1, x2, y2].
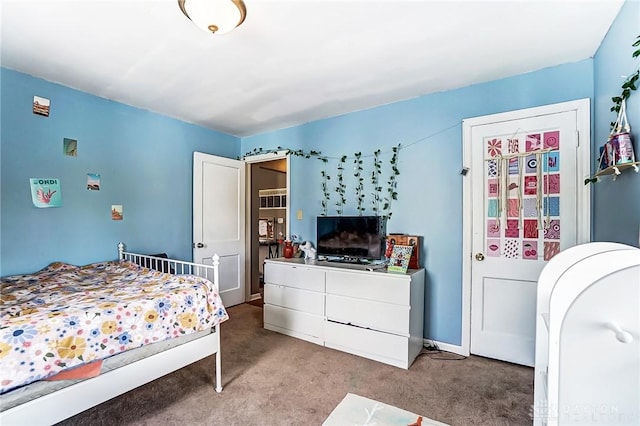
[423, 338, 467, 357]
[249, 293, 262, 301]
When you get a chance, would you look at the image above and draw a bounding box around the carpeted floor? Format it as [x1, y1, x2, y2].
[59, 303, 534, 426]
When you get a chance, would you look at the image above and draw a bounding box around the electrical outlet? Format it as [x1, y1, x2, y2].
[277, 217, 284, 224]
[296, 209, 303, 220]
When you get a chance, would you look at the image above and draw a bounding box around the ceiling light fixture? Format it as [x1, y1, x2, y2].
[178, 0, 247, 35]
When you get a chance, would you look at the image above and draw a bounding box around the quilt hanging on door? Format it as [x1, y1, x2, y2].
[485, 131, 561, 261]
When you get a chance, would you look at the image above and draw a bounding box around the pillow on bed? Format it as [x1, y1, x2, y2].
[44, 360, 103, 381]
[134, 253, 175, 274]
[39, 262, 79, 273]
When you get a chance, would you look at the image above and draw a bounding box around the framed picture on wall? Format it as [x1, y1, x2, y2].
[259, 218, 274, 241]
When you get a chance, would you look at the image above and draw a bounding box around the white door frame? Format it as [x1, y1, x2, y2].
[243, 151, 291, 300]
[460, 99, 591, 357]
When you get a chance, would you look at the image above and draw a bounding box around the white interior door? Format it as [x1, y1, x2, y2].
[193, 152, 246, 307]
[464, 100, 590, 366]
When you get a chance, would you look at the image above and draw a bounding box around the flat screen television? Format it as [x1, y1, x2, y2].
[316, 215, 386, 261]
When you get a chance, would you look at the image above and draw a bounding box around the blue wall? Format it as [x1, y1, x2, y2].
[243, 60, 594, 346]
[593, 0, 640, 246]
[5, 2, 635, 346]
[0, 68, 240, 276]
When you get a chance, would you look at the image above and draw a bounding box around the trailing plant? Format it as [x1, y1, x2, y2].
[371, 149, 382, 215]
[243, 145, 403, 218]
[240, 147, 323, 159]
[353, 152, 365, 214]
[584, 176, 598, 185]
[242, 146, 333, 212]
[320, 156, 330, 216]
[610, 71, 639, 125]
[335, 155, 347, 215]
[609, 34, 640, 128]
[382, 144, 401, 219]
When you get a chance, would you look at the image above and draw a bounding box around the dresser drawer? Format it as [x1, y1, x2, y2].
[264, 304, 324, 342]
[325, 270, 409, 305]
[326, 294, 409, 335]
[264, 283, 325, 316]
[324, 320, 410, 369]
[264, 262, 325, 292]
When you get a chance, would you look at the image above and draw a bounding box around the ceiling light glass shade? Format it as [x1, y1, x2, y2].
[178, 0, 247, 35]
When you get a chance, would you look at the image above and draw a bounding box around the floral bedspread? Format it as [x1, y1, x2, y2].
[0, 260, 228, 394]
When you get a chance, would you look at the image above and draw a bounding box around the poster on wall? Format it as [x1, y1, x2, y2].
[30, 178, 62, 208]
[111, 205, 123, 220]
[63, 138, 78, 156]
[87, 173, 101, 190]
[33, 96, 50, 117]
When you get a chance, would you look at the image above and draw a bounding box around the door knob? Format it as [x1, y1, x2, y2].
[196, 242, 205, 248]
[475, 253, 485, 261]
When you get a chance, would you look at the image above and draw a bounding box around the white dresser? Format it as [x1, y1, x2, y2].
[263, 260, 326, 345]
[263, 258, 425, 369]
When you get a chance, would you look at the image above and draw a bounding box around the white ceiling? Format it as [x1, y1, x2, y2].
[1, 0, 624, 137]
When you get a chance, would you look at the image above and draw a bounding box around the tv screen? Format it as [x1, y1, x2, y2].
[316, 216, 386, 260]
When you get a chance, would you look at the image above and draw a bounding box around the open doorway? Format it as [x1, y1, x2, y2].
[246, 156, 289, 303]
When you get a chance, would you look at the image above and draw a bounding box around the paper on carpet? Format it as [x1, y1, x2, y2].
[323, 393, 449, 426]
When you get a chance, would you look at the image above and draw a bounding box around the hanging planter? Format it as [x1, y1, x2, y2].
[586, 34, 640, 184]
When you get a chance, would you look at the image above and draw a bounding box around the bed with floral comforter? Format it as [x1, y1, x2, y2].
[0, 260, 228, 394]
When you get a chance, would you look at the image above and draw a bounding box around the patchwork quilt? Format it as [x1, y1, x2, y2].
[0, 260, 228, 393]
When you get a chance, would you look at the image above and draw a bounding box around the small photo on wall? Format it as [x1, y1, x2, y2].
[64, 138, 78, 156]
[33, 96, 50, 117]
[87, 173, 101, 191]
[111, 205, 123, 221]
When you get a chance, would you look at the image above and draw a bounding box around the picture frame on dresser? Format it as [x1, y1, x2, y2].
[388, 244, 413, 273]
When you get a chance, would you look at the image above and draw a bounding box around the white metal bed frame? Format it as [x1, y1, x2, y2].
[0, 243, 224, 426]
